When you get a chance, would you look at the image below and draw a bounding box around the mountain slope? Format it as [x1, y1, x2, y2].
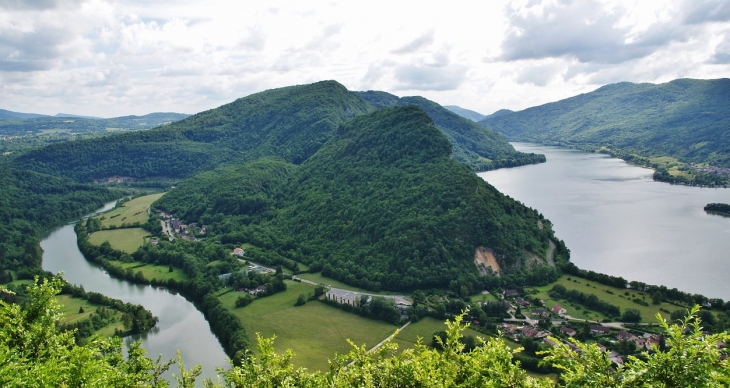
[444, 105, 486, 121]
[156, 106, 564, 291]
[479, 78, 730, 168]
[355, 91, 545, 171]
[11, 81, 374, 181]
[0, 109, 48, 119]
[12, 81, 543, 182]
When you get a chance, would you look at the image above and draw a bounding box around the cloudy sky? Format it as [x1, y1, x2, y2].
[1, 0, 729, 117]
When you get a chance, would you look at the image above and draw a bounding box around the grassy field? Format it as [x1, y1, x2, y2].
[97, 193, 164, 228]
[219, 281, 399, 371]
[471, 291, 499, 303]
[55, 294, 125, 335]
[531, 274, 683, 323]
[116, 261, 189, 282]
[88, 228, 150, 253]
[296, 272, 402, 296]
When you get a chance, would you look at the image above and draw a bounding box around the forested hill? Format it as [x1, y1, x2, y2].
[0, 164, 117, 277]
[156, 106, 565, 291]
[355, 91, 545, 171]
[11, 81, 543, 182]
[11, 81, 374, 182]
[479, 78, 730, 168]
[0, 112, 190, 137]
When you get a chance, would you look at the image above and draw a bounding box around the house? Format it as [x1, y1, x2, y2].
[171, 220, 181, 233]
[521, 327, 540, 338]
[232, 247, 245, 257]
[505, 289, 519, 297]
[543, 338, 558, 347]
[590, 325, 611, 335]
[149, 239, 158, 246]
[531, 308, 549, 317]
[514, 297, 531, 308]
[326, 288, 363, 307]
[552, 304, 567, 316]
[617, 331, 638, 342]
[248, 285, 267, 295]
[560, 327, 577, 337]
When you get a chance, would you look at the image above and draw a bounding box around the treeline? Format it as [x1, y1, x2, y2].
[653, 168, 728, 187]
[75, 220, 251, 359]
[705, 202, 730, 213]
[0, 164, 118, 275]
[549, 284, 621, 318]
[322, 295, 403, 325]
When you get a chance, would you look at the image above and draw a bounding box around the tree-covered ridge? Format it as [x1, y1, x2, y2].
[12, 80, 542, 183]
[279, 106, 558, 290]
[11, 81, 374, 182]
[156, 106, 563, 291]
[153, 158, 295, 223]
[0, 164, 117, 274]
[355, 91, 545, 171]
[479, 78, 730, 168]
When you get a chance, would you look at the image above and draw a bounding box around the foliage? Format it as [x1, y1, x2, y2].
[0, 164, 117, 274]
[480, 78, 730, 170]
[705, 203, 730, 214]
[355, 91, 546, 171]
[541, 305, 730, 387]
[3, 278, 729, 387]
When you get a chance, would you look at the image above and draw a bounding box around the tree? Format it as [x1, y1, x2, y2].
[78, 306, 84, 313]
[295, 294, 306, 306]
[621, 308, 642, 323]
[651, 291, 662, 305]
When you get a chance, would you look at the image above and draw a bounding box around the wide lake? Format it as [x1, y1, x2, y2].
[479, 143, 730, 300]
[41, 202, 227, 384]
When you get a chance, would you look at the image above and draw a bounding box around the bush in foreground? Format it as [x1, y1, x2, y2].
[1, 277, 728, 387]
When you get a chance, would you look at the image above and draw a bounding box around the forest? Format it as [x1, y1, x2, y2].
[10, 80, 543, 182]
[154, 106, 566, 292]
[480, 78, 730, 172]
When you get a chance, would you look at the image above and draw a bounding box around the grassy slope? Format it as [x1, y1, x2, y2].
[218, 281, 398, 371]
[531, 274, 683, 322]
[98, 193, 164, 228]
[88, 228, 150, 253]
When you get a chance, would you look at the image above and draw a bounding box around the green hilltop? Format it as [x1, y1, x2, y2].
[156, 106, 565, 291]
[479, 78, 730, 172]
[11, 81, 543, 182]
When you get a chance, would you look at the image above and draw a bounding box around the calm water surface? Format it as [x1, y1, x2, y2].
[480, 143, 730, 300]
[41, 202, 227, 384]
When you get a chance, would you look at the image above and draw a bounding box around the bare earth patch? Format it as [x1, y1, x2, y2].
[474, 246, 500, 275]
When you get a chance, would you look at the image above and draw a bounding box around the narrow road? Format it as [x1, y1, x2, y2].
[546, 240, 556, 267]
[367, 321, 411, 353]
[294, 276, 411, 305]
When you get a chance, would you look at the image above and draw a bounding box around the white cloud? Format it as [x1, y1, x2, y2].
[0, 0, 727, 117]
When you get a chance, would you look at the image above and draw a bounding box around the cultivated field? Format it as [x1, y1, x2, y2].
[88, 228, 150, 253]
[393, 317, 485, 352]
[219, 281, 399, 371]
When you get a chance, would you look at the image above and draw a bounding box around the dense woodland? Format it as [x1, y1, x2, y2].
[0, 164, 118, 277]
[480, 78, 730, 169]
[156, 106, 566, 291]
[11, 81, 542, 182]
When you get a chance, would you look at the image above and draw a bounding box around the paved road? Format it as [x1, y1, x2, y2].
[160, 220, 174, 241]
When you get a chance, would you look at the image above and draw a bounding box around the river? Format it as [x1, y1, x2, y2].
[479, 143, 730, 300]
[41, 201, 227, 384]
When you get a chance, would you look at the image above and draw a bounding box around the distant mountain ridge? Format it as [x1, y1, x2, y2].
[0, 109, 48, 119]
[0, 112, 191, 137]
[479, 78, 730, 169]
[444, 105, 486, 121]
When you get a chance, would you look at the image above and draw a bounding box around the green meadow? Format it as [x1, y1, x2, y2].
[55, 294, 125, 335]
[218, 281, 399, 371]
[116, 261, 189, 282]
[97, 193, 164, 228]
[88, 228, 150, 253]
[531, 274, 686, 323]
